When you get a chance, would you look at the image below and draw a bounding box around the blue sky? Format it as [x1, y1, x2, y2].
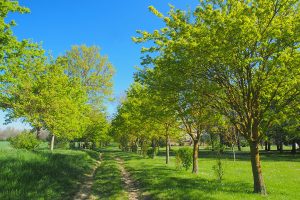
[0, 0, 198, 130]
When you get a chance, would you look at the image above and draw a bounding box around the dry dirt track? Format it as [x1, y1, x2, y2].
[115, 157, 140, 200]
[73, 153, 102, 200]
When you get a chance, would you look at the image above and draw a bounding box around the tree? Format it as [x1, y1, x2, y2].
[39, 63, 89, 151]
[0, 0, 29, 108]
[197, 1, 300, 194]
[3, 51, 90, 150]
[61, 45, 115, 109]
[134, 6, 218, 174]
[81, 109, 111, 148]
[134, 76, 180, 163]
[2, 42, 48, 136]
[111, 82, 162, 153]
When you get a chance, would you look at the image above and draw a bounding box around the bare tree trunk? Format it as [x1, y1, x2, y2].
[250, 141, 267, 195]
[291, 140, 297, 154]
[237, 135, 242, 151]
[264, 141, 268, 151]
[151, 139, 156, 158]
[232, 144, 236, 162]
[210, 133, 215, 151]
[280, 142, 283, 153]
[166, 134, 170, 164]
[50, 135, 55, 151]
[267, 142, 271, 151]
[192, 140, 199, 174]
[36, 127, 41, 139]
[219, 133, 224, 153]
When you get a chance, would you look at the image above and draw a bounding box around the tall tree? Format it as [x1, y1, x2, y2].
[134, 7, 218, 174]
[62, 45, 115, 109]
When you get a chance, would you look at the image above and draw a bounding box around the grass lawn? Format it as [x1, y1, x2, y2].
[0, 141, 98, 200]
[102, 146, 299, 200]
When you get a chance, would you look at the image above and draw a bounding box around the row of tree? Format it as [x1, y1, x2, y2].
[0, 0, 113, 150]
[111, 0, 300, 195]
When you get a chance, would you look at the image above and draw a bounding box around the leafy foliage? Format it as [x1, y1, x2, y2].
[8, 131, 40, 150]
[176, 147, 193, 171]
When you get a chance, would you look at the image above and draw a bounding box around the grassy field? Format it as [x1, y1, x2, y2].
[1, 141, 299, 200]
[0, 141, 98, 200]
[99, 146, 299, 200]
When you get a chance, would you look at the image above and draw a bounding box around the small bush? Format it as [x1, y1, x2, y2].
[9, 131, 41, 150]
[176, 147, 193, 170]
[213, 151, 224, 182]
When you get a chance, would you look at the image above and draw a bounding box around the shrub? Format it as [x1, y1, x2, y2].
[213, 151, 224, 182]
[176, 147, 193, 170]
[9, 131, 41, 150]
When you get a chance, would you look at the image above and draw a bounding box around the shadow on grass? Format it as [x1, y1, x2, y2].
[96, 146, 300, 199]
[155, 148, 300, 163]
[125, 163, 251, 200]
[98, 148, 251, 200]
[0, 150, 94, 200]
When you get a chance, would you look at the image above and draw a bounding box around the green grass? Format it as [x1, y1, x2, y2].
[107, 146, 299, 200]
[91, 148, 128, 200]
[0, 141, 98, 200]
[1, 141, 298, 200]
[0, 141, 12, 149]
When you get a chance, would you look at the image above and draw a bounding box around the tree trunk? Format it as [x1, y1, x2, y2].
[280, 142, 283, 153]
[264, 141, 268, 151]
[236, 131, 242, 151]
[166, 134, 170, 164]
[211, 133, 215, 151]
[250, 141, 267, 195]
[36, 127, 41, 139]
[291, 140, 296, 154]
[232, 144, 236, 162]
[50, 135, 55, 151]
[237, 137, 241, 151]
[152, 139, 156, 158]
[192, 140, 199, 174]
[267, 142, 271, 151]
[219, 134, 224, 153]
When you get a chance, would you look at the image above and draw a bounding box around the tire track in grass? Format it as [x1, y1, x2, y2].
[115, 157, 140, 200]
[74, 153, 102, 200]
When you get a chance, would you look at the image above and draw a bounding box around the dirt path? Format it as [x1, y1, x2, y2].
[73, 153, 102, 200]
[115, 157, 140, 200]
